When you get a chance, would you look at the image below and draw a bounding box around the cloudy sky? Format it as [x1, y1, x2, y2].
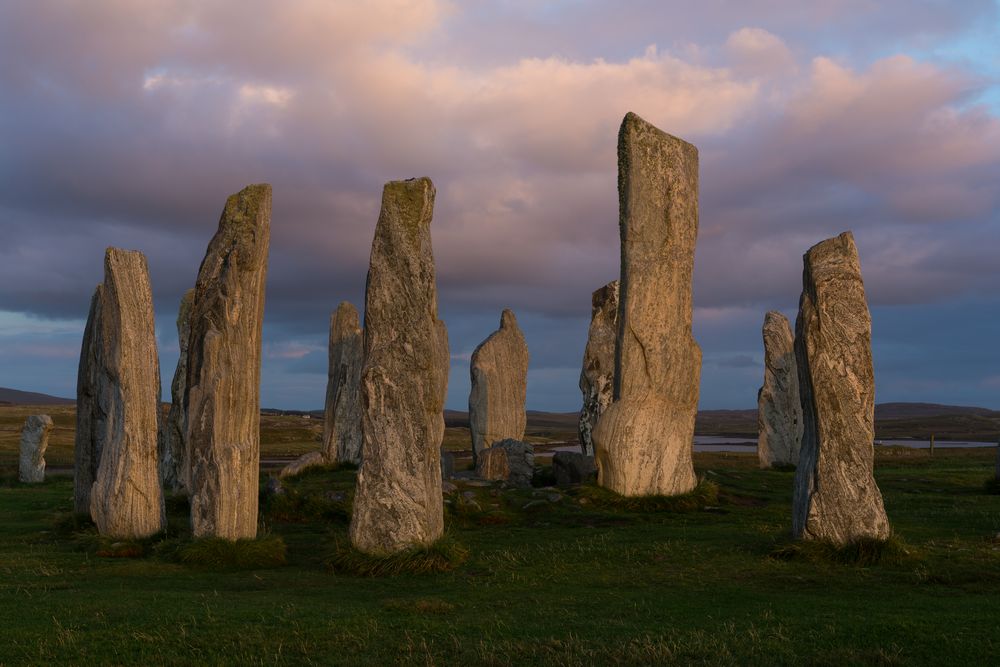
[1, 1, 998, 411]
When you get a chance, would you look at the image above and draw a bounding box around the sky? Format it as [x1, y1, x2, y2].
[0, 0, 998, 412]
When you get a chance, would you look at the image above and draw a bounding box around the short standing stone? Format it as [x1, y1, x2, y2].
[89, 248, 166, 538]
[579, 280, 619, 456]
[469, 309, 528, 463]
[19, 415, 53, 483]
[185, 184, 271, 540]
[476, 446, 510, 482]
[349, 177, 450, 554]
[323, 301, 363, 464]
[552, 451, 595, 486]
[476, 439, 534, 488]
[792, 231, 890, 544]
[592, 112, 701, 497]
[158, 288, 195, 491]
[757, 311, 803, 468]
[74, 285, 105, 513]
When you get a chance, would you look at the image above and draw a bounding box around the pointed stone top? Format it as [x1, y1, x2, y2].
[619, 112, 697, 154]
[500, 308, 518, 330]
[764, 310, 790, 327]
[221, 184, 272, 231]
[332, 301, 361, 333]
[805, 231, 856, 262]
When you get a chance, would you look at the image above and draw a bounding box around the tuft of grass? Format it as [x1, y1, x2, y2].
[326, 536, 468, 577]
[770, 535, 917, 567]
[575, 479, 720, 513]
[446, 492, 513, 527]
[166, 535, 287, 570]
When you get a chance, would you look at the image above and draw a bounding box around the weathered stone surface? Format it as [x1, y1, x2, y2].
[469, 309, 528, 463]
[158, 289, 195, 491]
[74, 285, 105, 513]
[323, 301, 363, 464]
[476, 439, 534, 488]
[441, 450, 455, 479]
[476, 446, 510, 482]
[552, 451, 595, 486]
[279, 451, 326, 479]
[349, 177, 450, 554]
[89, 248, 166, 538]
[757, 311, 803, 468]
[592, 112, 701, 497]
[792, 232, 890, 544]
[19, 415, 53, 483]
[185, 184, 271, 540]
[579, 280, 619, 456]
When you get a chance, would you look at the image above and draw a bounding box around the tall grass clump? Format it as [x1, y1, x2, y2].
[770, 535, 916, 567]
[168, 535, 288, 570]
[326, 536, 468, 577]
[576, 479, 720, 513]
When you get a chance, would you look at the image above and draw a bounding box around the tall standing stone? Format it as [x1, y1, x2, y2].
[185, 184, 271, 540]
[578, 280, 619, 456]
[323, 301, 364, 464]
[349, 177, 449, 554]
[19, 415, 53, 483]
[158, 289, 195, 491]
[792, 232, 890, 544]
[74, 285, 105, 513]
[469, 309, 528, 463]
[757, 311, 803, 468]
[89, 248, 166, 538]
[592, 112, 701, 497]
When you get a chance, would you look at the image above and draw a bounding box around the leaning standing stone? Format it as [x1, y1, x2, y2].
[74, 285, 105, 513]
[89, 248, 165, 538]
[19, 415, 53, 483]
[757, 311, 803, 468]
[323, 301, 364, 464]
[158, 288, 195, 491]
[349, 177, 450, 554]
[186, 184, 271, 540]
[578, 280, 619, 456]
[592, 112, 701, 497]
[469, 309, 528, 463]
[792, 232, 890, 544]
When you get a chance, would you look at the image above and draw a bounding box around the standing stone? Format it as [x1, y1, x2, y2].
[469, 309, 528, 463]
[552, 451, 596, 486]
[792, 232, 890, 544]
[578, 280, 619, 456]
[185, 184, 271, 540]
[592, 112, 701, 497]
[476, 439, 534, 488]
[89, 248, 166, 538]
[158, 289, 195, 491]
[349, 177, 450, 554]
[323, 301, 364, 464]
[74, 285, 105, 513]
[757, 311, 803, 468]
[19, 415, 53, 483]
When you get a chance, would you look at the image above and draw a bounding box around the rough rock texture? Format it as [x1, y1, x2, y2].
[185, 184, 271, 540]
[441, 451, 455, 479]
[74, 286, 105, 513]
[279, 451, 326, 479]
[578, 281, 619, 456]
[469, 309, 528, 463]
[476, 439, 534, 488]
[19, 415, 53, 483]
[792, 232, 890, 544]
[757, 311, 803, 468]
[158, 289, 195, 491]
[323, 301, 363, 464]
[348, 177, 450, 554]
[89, 248, 166, 538]
[552, 451, 596, 486]
[592, 112, 701, 497]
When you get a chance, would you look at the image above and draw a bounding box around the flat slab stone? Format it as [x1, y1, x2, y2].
[757, 311, 803, 468]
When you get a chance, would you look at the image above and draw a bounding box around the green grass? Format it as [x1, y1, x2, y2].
[326, 536, 469, 577]
[770, 535, 917, 567]
[2, 449, 1000, 664]
[166, 535, 288, 570]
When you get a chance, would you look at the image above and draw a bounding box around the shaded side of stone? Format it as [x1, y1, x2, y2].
[74, 285, 105, 513]
[19, 414, 53, 483]
[578, 280, 619, 456]
[757, 311, 803, 468]
[158, 288, 195, 491]
[323, 301, 363, 464]
[553, 451, 596, 486]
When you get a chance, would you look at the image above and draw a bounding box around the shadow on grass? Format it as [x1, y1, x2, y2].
[574, 479, 720, 513]
[326, 535, 468, 577]
[159, 534, 288, 570]
[770, 535, 918, 567]
[983, 477, 1000, 495]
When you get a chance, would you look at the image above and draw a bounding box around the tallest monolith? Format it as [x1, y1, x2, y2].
[592, 112, 701, 497]
[185, 184, 271, 540]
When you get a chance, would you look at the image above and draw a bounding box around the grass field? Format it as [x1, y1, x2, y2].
[2, 406, 1000, 665]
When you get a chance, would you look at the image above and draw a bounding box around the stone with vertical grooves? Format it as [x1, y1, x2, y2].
[158, 288, 195, 491]
[74, 285, 105, 513]
[792, 231, 890, 544]
[757, 311, 803, 468]
[592, 112, 701, 497]
[324, 301, 364, 464]
[469, 309, 528, 463]
[578, 280, 619, 457]
[89, 248, 166, 538]
[19, 415, 53, 483]
[349, 177, 449, 554]
[185, 184, 271, 540]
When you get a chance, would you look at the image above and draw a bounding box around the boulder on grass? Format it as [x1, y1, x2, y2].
[552, 451, 595, 486]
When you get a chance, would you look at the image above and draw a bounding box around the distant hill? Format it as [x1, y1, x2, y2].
[0, 387, 74, 406]
[875, 402, 1000, 420]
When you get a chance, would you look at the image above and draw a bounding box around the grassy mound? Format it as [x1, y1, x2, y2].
[326, 536, 468, 577]
[166, 535, 288, 570]
[575, 479, 720, 513]
[770, 535, 916, 567]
